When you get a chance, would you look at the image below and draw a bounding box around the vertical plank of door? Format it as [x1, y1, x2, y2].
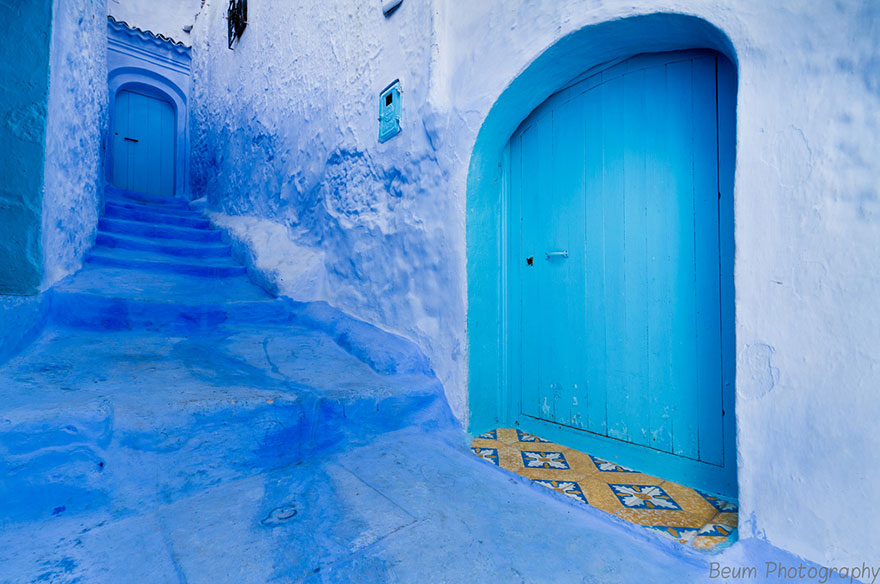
[534, 109, 558, 421]
[127, 93, 145, 194]
[693, 55, 724, 465]
[112, 91, 130, 190]
[159, 100, 175, 195]
[622, 68, 651, 448]
[518, 121, 544, 419]
[507, 139, 523, 426]
[601, 73, 628, 442]
[583, 87, 608, 436]
[551, 96, 588, 430]
[644, 63, 675, 454]
[126, 92, 140, 191]
[666, 59, 700, 460]
[717, 55, 738, 473]
[146, 95, 162, 196]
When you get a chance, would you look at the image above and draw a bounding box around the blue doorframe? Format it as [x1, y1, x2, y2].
[466, 20, 740, 498]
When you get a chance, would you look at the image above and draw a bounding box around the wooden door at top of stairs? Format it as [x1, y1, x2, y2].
[112, 90, 175, 197]
[512, 50, 735, 471]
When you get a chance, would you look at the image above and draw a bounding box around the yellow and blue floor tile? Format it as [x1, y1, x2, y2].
[471, 428, 738, 550]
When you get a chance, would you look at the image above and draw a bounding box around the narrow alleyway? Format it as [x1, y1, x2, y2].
[0, 187, 829, 582]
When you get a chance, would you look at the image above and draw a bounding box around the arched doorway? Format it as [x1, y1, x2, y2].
[467, 15, 739, 497]
[107, 16, 193, 199]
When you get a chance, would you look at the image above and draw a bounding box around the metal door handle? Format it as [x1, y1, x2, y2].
[124, 137, 139, 143]
[545, 250, 568, 259]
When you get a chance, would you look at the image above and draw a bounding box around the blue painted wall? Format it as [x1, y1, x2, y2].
[0, 1, 54, 295]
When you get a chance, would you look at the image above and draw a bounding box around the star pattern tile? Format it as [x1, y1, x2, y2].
[470, 428, 738, 551]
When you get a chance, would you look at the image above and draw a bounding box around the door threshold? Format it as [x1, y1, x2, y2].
[471, 428, 737, 551]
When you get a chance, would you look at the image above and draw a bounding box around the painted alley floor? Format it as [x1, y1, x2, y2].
[0, 188, 842, 582]
[0, 326, 839, 583]
[471, 429, 737, 550]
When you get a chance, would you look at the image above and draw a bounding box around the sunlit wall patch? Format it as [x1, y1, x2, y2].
[379, 79, 402, 143]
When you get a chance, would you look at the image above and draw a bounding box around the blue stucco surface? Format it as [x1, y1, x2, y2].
[0, 1, 53, 294]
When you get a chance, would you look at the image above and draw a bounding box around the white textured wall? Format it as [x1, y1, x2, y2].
[187, 0, 880, 569]
[41, 0, 108, 288]
[189, 0, 465, 416]
[108, 0, 202, 45]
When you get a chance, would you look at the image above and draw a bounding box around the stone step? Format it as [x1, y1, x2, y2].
[104, 204, 212, 229]
[51, 288, 291, 331]
[54, 265, 274, 304]
[98, 217, 223, 243]
[85, 247, 246, 278]
[105, 185, 189, 209]
[104, 199, 200, 219]
[95, 232, 233, 259]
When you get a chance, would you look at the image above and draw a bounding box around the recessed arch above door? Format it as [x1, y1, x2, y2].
[466, 15, 739, 497]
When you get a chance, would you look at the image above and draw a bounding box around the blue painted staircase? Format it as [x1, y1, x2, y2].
[53, 186, 290, 330]
[88, 186, 242, 277]
[51, 186, 432, 375]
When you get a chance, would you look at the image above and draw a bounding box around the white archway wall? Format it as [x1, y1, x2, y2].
[443, 0, 879, 572]
[107, 21, 192, 198]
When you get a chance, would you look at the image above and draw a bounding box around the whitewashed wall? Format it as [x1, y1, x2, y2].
[108, 0, 202, 46]
[188, 0, 465, 417]
[41, 0, 108, 288]
[181, 0, 879, 570]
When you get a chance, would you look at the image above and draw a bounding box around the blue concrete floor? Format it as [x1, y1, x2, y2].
[0, 188, 840, 583]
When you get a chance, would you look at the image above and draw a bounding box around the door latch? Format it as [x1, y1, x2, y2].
[545, 250, 568, 259]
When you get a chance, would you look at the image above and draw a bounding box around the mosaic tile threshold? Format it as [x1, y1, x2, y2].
[471, 428, 738, 551]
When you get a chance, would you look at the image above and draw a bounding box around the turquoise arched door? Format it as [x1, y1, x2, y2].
[111, 89, 175, 196]
[509, 50, 736, 493]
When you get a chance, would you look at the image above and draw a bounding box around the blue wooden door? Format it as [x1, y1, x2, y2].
[512, 51, 735, 474]
[112, 90, 175, 196]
